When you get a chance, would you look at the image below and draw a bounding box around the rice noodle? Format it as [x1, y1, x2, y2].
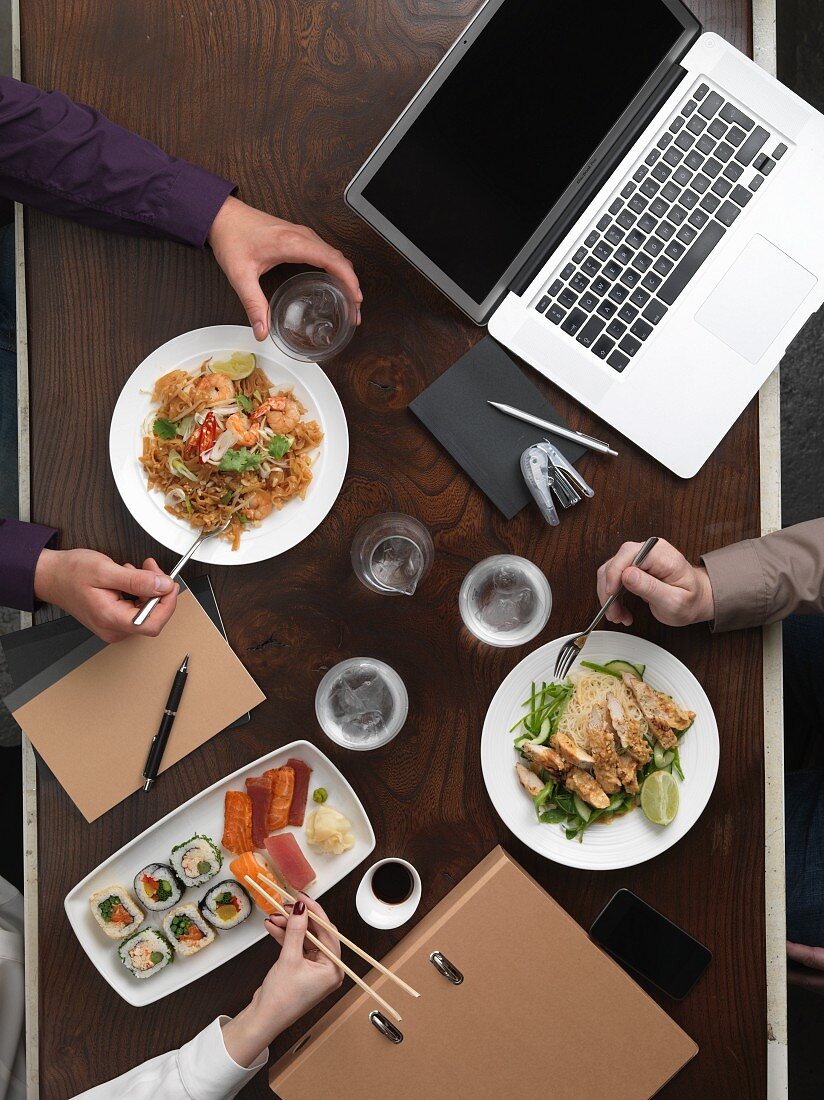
[140, 361, 322, 550]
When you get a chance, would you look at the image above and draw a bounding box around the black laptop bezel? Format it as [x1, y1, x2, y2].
[345, 0, 702, 324]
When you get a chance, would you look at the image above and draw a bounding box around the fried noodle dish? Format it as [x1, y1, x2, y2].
[140, 353, 323, 550]
[512, 659, 695, 841]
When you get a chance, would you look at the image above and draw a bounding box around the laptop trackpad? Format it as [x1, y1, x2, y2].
[695, 234, 816, 364]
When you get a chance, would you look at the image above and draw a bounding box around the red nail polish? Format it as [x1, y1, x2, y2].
[293, 900, 305, 916]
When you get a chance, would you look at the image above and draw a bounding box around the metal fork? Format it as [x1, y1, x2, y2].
[553, 536, 659, 681]
[132, 517, 233, 626]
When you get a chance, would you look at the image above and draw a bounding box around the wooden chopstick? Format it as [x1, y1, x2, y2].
[257, 872, 420, 1000]
[243, 874, 403, 1023]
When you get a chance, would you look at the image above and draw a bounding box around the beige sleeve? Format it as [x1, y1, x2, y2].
[701, 519, 824, 632]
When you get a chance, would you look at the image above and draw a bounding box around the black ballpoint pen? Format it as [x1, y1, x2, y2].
[143, 655, 189, 792]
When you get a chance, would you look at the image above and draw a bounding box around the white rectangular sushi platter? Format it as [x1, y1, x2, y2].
[64, 740, 375, 1006]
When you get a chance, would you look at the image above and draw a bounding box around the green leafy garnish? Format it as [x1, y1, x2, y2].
[220, 490, 234, 505]
[219, 447, 263, 473]
[153, 418, 177, 440]
[154, 879, 173, 903]
[215, 892, 234, 906]
[236, 393, 254, 414]
[268, 434, 294, 459]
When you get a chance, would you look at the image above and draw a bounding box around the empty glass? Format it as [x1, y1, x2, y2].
[268, 272, 357, 362]
[459, 555, 552, 647]
[315, 658, 408, 750]
[351, 513, 434, 596]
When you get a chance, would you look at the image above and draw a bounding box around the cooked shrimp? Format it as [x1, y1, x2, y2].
[226, 413, 259, 447]
[242, 489, 274, 522]
[253, 394, 301, 434]
[193, 372, 235, 405]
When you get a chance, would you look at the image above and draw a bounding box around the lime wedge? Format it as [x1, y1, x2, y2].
[640, 770, 680, 826]
[210, 351, 256, 380]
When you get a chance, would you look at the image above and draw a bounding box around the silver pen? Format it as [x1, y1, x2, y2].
[488, 401, 618, 456]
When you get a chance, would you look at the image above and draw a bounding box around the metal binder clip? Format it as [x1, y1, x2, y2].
[430, 950, 464, 985]
[369, 1011, 404, 1043]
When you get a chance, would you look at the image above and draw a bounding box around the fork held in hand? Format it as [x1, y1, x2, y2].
[132, 518, 233, 626]
[553, 537, 660, 681]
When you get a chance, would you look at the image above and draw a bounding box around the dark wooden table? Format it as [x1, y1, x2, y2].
[22, 2, 765, 1097]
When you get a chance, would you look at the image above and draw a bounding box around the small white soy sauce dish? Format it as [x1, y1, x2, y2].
[356, 858, 421, 930]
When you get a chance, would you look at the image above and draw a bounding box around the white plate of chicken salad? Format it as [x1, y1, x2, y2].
[481, 631, 719, 870]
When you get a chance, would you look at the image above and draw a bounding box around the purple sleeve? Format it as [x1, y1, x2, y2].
[0, 519, 58, 612]
[0, 77, 236, 247]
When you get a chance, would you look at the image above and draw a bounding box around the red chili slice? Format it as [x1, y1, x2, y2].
[197, 412, 217, 463]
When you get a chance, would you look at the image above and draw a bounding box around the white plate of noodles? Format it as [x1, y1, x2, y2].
[109, 325, 348, 564]
[480, 631, 719, 870]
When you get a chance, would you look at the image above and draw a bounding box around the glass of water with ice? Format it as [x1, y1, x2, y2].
[351, 513, 434, 596]
[268, 272, 357, 362]
[459, 555, 552, 647]
[315, 658, 409, 750]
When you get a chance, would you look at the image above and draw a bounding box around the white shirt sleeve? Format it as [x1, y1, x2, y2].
[72, 1017, 268, 1100]
[0, 875, 26, 1100]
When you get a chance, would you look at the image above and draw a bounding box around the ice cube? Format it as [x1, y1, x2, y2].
[477, 568, 536, 632]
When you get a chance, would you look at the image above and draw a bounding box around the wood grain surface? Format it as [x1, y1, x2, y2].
[20, 2, 763, 1097]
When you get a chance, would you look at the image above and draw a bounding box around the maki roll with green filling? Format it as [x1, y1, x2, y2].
[133, 863, 183, 912]
[118, 928, 174, 979]
[200, 880, 253, 930]
[169, 834, 222, 888]
[162, 903, 216, 956]
[89, 885, 143, 940]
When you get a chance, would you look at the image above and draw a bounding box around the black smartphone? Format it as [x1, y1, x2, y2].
[590, 889, 712, 999]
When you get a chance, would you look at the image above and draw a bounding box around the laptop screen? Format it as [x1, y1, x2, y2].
[359, 0, 686, 308]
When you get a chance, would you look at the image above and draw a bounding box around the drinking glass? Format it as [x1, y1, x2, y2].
[268, 272, 357, 362]
[351, 513, 434, 596]
[458, 554, 552, 647]
[315, 657, 408, 750]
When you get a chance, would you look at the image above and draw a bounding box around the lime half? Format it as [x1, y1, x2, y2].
[641, 770, 680, 826]
[209, 351, 256, 380]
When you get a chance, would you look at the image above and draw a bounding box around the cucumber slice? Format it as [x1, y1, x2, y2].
[653, 743, 675, 769]
[531, 717, 552, 745]
[604, 659, 646, 678]
[573, 794, 592, 822]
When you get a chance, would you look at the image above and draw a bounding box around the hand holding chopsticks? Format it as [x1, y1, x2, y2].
[244, 875, 409, 1023]
[257, 872, 420, 1001]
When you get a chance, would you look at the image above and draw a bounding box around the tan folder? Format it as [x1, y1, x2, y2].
[270, 846, 698, 1099]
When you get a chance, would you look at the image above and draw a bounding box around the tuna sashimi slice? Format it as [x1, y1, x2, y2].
[245, 774, 274, 849]
[222, 790, 253, 855]
[264, 833, 317, 894]
[263, 766, 294, 833]
[229, 851, 280, 913]
[286, 758, 313, 827]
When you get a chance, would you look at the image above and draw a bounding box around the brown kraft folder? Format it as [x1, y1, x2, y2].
[10, 588, 264, 822]
[270, 847, 698, 1100]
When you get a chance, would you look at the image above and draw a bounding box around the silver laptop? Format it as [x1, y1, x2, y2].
[345, 0, 824, 477]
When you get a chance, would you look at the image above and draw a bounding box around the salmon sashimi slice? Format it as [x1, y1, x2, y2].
[222, 790, 253, 855]
[263, 767, 295, 833]
[229, 851, 281, 913]
[285, 758, 313, 827]
[264, 833, 317, 894]
[246, 774, 275, 849]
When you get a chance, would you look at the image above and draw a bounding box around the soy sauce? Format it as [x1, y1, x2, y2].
[372, 862, 413, 905]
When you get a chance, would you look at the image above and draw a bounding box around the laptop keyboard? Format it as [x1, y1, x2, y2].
[533, 81, 790, 373]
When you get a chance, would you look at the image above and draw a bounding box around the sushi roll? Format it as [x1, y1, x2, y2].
[163, 903, 215, 956]
[133, 863, 183, 912]
[89, 886, 143, 940]
[199, 880, 253, 931]
[118, 928, 174, 979]
[169, 834, 222, 888]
